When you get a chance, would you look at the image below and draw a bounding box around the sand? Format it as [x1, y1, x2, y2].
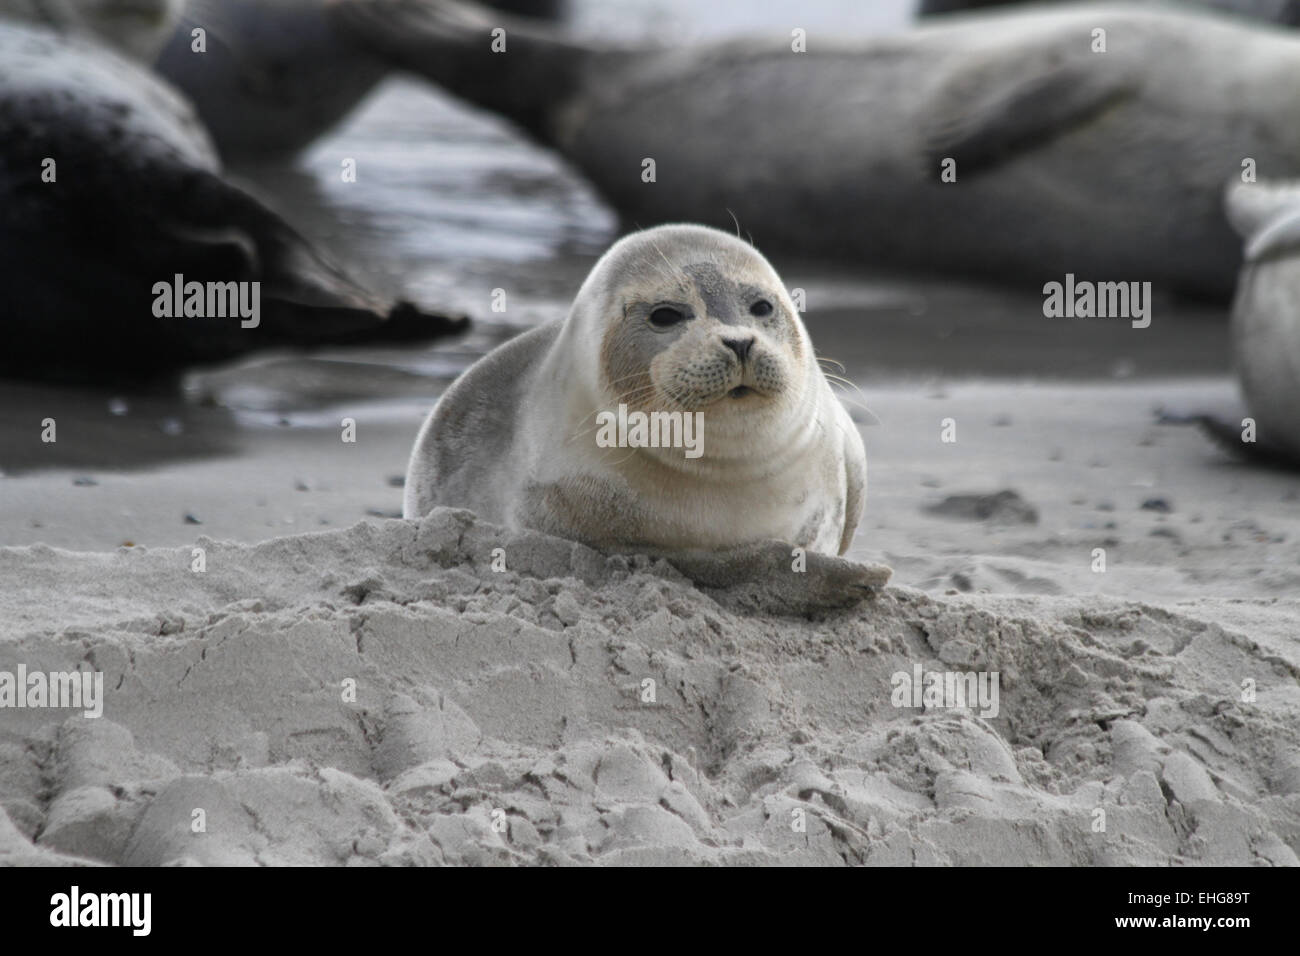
[3, 376, 1299, 866]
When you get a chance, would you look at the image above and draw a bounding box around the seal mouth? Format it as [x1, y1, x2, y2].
[728, 386, 754, 399]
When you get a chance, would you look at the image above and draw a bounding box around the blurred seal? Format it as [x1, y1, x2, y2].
[1215, 180, 1300, 464]
[917, 0, 1300, 27]
[153, 0, 567, 158]
[0, 0, 181, 60]
[0, 21, 465, 383]
[339, 0, 1300, 299]
[153, 0, 388, 158]
[404, 224, 868, 556]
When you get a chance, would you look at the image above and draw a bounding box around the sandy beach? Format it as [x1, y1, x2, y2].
[4, 361, 1299, 864]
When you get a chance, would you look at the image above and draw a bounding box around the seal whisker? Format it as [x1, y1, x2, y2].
[567, 385, 662, 441]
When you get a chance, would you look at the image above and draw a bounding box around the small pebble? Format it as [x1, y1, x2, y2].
[184, 513, 202, 525]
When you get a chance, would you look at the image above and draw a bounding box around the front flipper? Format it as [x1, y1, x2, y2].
[648, 540, 891, 615]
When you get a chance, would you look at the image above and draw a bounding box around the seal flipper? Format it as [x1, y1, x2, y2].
[651, 541, 891, 615]
[1160, 393, 1300, 469]
[149, 171, 469, 349]
[839, 448, 866, 557]
[1225, 181, 1300, 261]
[922, 47, 1138, 174]
[1197, 414, 1300, 468]
[0, 167, 466, 382]
[332, 0, 600, 142]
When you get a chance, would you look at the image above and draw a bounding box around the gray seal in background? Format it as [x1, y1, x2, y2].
[0, 21, 465, 383]
[0, 0, 182, 60]
[917, 0, 1300, 27]
[153, 0, 566, 159]
[338, 0, 1300, 299]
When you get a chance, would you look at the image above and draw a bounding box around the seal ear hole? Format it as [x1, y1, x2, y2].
[648, 306, 687, 329]
[750, 299, 774, 317]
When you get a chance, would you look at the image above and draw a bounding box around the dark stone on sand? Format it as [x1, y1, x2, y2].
[184, 513, 202, 525]
[925, 490, 1038, 525]
[1141, 498, 1173, 513]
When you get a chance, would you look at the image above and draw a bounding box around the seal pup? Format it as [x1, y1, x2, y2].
[917, 0, 1300, 28]
[405, 224, 868, 557]
[1206, 179, 1300, 464]
[340, 0, 1300, 299]
[0, 0, 182, 59]
[0, 22, 466, 382]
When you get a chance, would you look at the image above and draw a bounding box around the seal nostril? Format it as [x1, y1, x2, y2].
[723, 336, 755, 362]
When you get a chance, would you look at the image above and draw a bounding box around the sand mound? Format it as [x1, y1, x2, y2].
[2, 510, 1297, 865]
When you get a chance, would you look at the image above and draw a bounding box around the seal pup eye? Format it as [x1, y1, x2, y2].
[750, 299, 774, 317]
[648, 306, 686, 329]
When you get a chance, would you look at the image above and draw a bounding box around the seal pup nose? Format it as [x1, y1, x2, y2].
[723, 336, 755, 362]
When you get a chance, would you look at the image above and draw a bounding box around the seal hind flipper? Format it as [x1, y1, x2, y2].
[1225, 181, 1300, 260]
[922, 48, 1138, 173]
[184, 175, 387, 321]
[1242, 208, 1300, 262]
[199, 180, 470, 345]
[332, 0, 597, 141]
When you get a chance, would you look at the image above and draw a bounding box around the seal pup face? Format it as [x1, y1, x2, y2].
[571, 225, 811, 464]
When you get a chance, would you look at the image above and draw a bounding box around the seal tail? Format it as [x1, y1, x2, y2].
[181, 172, 470, 349]
[330, 0, 600, 143]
